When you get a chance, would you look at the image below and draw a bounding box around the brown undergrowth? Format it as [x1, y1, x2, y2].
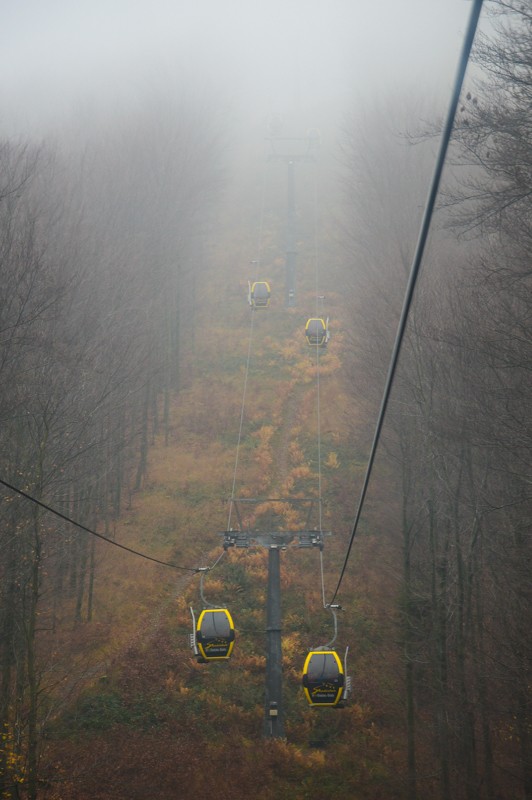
[37, 266, 408, 799]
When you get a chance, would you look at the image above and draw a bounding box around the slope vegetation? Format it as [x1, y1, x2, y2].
[39, 250, 407, 800]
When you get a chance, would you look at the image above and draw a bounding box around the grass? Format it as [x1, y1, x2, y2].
[38, 228, 409, 800]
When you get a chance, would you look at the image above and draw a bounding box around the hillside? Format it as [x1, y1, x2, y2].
[32, 234, 409, 799]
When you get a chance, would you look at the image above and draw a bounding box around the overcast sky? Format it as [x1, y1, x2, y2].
[1, 0, 481, 140]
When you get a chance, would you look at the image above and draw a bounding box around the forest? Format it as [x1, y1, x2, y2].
[0, 1, 530, 798]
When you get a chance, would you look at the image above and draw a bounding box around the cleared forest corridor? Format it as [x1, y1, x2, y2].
[1, 3, 530, 793]
[26, 258, 398, 799]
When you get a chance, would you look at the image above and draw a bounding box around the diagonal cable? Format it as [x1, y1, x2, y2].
[227, 158, 268, 530]
[0, 477, 198, 572]
[328, 0, 485, 605]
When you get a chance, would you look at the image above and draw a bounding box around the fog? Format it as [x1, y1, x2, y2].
[3, 3, 531, 795]
[2, 0, 476, 140]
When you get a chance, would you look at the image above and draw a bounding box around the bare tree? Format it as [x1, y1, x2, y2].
[338, 38, 531, 794]
[0, 85, 227, 797]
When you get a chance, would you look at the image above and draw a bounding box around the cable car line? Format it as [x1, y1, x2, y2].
[294, 152, 352, 709]
[207, 548, 226, 571]
[309, 152, 335, 621]
[189, 546, 235, 662]
[189, 155, 270, 664]
[327, 0, 485, 607]
[227, 162, 268, 532]
[312, 165, 324, 537]
[227, 309, 256, 531]
[304, 170, 330, 349]
[319, 548, 327, 609]
[0, 477, 198, 573]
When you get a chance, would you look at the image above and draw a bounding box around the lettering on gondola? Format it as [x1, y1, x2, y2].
[204, 639, 231, 656]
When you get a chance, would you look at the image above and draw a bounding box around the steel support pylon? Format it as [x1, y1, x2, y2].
[264, 545, 285, 738]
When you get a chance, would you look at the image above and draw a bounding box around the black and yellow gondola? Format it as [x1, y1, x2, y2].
[302, 649, 344, 707]
[305, 317, 329, 347]
[248, 281, 271, 309]
[195, 608, 235, 661]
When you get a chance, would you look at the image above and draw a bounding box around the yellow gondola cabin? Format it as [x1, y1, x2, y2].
[305, 317, 329, 347]
[195, 608, 235, 662]
[248, 281, 271, 309]
[302, 650, 344, 707]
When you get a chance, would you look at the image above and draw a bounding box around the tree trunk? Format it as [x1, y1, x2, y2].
[87, 537, 96, 623]
[26, 507, 42, 800]
[402, 446, 417, 800]
[135, 378, 150, 490]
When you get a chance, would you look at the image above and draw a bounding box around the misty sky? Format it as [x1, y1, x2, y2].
[1, 0, 480, 139]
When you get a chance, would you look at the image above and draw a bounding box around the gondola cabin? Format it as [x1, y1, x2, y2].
[195, 608, 235, 661]
[305, 317, 329, 347]
[302, 650, 344, 707]
[248, 281, 271, 309]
